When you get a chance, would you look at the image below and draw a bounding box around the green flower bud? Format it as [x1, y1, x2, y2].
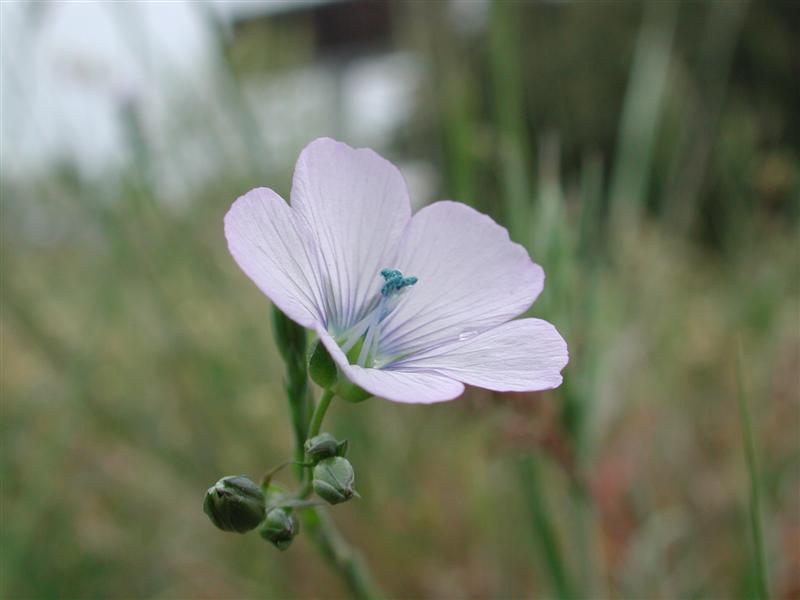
[204, 475, 266, 534]
[304, 433, 348, 463]
[309, 340, 337, 389]
[312, 457, 357, 505]
[259, 507, 299, 550]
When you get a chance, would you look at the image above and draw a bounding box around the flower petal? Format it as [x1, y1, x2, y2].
[225, 187, 325, 328]
[392, 318, 568, 392]
[291, 138, 412, 334]
[343, 366, 466, 404]
[316, 327, 465, 404]
[378, 201, 544, 359]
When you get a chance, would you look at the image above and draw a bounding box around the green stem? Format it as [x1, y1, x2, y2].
[287, 386, 383, 598]
[298, 388, 335, 499]
[516, 455, 575, 600]
[308, 388, 335, 440]
[271, 308, 312, 478]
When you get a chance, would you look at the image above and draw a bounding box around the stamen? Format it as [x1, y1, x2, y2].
[337, 268, 419, 368]
[380, 268, 418, 297]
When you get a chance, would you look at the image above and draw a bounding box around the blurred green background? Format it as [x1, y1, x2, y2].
[2, 1, 798, 598]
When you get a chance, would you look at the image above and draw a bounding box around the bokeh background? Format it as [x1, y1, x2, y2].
[2, 1, 798, 598]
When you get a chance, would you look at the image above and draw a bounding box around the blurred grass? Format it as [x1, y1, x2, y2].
[3, 1, 799, 599]
[736, 339, 770, 600]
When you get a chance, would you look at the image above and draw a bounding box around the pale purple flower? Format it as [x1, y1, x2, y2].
[225, 138, 568, 404]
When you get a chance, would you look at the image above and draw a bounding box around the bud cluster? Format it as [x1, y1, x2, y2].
[304, 432, 358, 506]
[203, 430, 359, 551]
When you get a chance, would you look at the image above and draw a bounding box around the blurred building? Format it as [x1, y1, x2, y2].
[220, 0, 423, 171]
[1, 0, 424, 197]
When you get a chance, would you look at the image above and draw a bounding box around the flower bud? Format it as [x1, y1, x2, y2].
[312, 456, 357, 505]
[304, 433, 348, 463]
[308, 340, 337, 389]
[259, 507, 299, 550]
[203, 475, 266, 534]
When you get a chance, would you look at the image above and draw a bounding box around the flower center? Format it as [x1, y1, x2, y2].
[337, 268, 418, 368]
[380, 268, 418, 297]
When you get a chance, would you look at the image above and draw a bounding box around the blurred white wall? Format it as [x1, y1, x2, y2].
[1, 1, 215, 178]
[1, 0, 423, 199]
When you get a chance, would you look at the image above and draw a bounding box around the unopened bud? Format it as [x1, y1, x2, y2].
[304, 433, 348, 463]
[204, 475, 265, 534]
[259, 507, 299, 550]
[312, 457, 357, 505]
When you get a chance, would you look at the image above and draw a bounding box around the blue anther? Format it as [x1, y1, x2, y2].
[380, 268, 402, 280]
[380, 268, 418, 297]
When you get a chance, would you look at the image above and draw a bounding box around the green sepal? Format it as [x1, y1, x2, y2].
[309, 340, 338, 389]
[335, 379, 372, 403]
[336, 439, 349, 457]
[309, 339, 372, 402]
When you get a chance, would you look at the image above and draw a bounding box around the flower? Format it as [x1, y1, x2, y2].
[225, 138, 568, 403]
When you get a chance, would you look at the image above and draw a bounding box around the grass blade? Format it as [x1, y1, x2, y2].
[516, 455, 575, 599]
[609, 1, 677, 227]
[735, 338, 770, 599]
